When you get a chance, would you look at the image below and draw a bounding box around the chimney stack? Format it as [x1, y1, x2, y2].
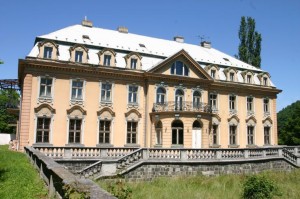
[201, 41, 211, 49]
[81, 17, 93, 27]
[117, 26, 128, 33]
[173, 36, 184, 43]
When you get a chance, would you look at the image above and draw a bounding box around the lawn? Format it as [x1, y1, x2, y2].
[99, 169, 300, 199]
[0, 145, 47, 199]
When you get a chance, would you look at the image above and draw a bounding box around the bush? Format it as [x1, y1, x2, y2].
[242, 175, 280, 199]
[107, 180, 132, 199]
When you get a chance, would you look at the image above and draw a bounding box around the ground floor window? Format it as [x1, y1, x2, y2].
[99, 120, 111, 144]
[229, 125, 237, 145]
[36, 117, 51, 143]
[127, 121, 137, 144]
[69, 119, 82, 143]
[264, 126, 270, 145]
[247, 126, 254, 145]
[172, 120, 184, 145]
[212, 125, 218, 145]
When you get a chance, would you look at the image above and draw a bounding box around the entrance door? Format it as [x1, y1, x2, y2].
[192, 129, 201, 148]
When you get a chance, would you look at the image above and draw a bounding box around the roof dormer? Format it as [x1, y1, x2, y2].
[97, 48, 116, 66]
[69, 44, 89, 64]
[124, 52, 142, 70]
[37, 40, 59, 60]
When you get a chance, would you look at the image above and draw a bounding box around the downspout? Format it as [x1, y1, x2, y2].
[143, 78, 149, 147]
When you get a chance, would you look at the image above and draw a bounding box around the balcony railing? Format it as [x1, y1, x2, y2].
[153, 101, 212, 113]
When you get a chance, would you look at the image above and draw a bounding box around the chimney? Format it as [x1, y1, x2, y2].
[201, 41, 211, 49]
[117, 26, 128, 33]
[173, 36, 184, 43]
[81, 17, 93, 27]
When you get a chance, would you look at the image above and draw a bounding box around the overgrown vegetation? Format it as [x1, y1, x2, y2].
[99, 170, 300, 199]
[0, 145, 47, 199]
[278, 100, 300, 145]
[63, 181, 90, 199]
[107, 181, 132, 199]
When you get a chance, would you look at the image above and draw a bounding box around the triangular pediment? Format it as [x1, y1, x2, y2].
[148, 49, 212, 80]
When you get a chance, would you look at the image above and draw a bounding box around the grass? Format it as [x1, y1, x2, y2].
[99, 170, 300, 199]
[0, 145, 47, 199]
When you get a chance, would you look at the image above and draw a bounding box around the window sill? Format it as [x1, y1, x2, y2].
[96, 144, 114, 148]
[32, 143, 53, 147]
[246, 144, 258, 148]
[209, 144, 221, 148]
[65, 143, 85, 147]
[263, 144, 273, 147]
[124, 144, 140, 147]
[171, 144, 184, 148]
[154, 144, 163, 148]
[228, 144, 240, 148]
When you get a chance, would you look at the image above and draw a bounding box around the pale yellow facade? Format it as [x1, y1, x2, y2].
[18, 22, 281, 150]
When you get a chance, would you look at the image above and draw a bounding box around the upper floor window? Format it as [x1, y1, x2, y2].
[39, 77, 53, 98]
[128, 85, 138, 104]
[230, 72, 235, 81]
[247, 75, 252, 83]
[104, 55, 111, 66]
[247, 96, 253, 112]
[130, 58, 138, 69]
[263, 98, 269, 113]
[156, 87, 166, 104]
[43, 47, 53, 59]
[101, 82, 112, 102]
[171, 61, 189, 76]
[36, 117, 51, 143]
[193, 91, 201, 108]
[229, 95, 236, 110]
[71, 80, 83, 100]
[209, 93, 217, 110]
[211, 70, 216, 79]
[263, 77, 268, 86]
[75, 51, 83, 63]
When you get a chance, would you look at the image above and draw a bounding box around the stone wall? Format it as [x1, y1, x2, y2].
[122, 159, 294, 182]
[56, 160, 98, 173]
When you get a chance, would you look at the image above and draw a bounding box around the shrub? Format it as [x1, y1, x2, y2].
[107, 180, 132, 199]
[242, 175, 280, 199]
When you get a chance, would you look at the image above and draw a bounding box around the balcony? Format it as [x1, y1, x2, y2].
[153, 101, 212, 113]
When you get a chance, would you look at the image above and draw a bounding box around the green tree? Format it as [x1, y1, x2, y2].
[0, 89, 19, 134]
[237, 16, 262, 68]
[278, 100, 300, 145]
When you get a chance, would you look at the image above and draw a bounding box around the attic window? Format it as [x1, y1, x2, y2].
[223, 58, 229, 61]
[82, 35, 90, 40]
[139, 44, 146, 48]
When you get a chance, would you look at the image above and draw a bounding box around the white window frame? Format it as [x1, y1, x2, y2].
[128, 84, 139, 105]
[70, 79, 85, 103]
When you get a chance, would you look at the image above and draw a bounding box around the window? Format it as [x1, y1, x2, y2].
[172, 120, 184, 145]
[230, 72, 234, 81]
[247, 75, 252, 83]
[211, 70, 216, 79]
[39, 77, 52, 98]
[229, 125, 237, 145]
[210, 93, 217, 110]
[247, 97, 253, 112]
[193, 91, 201, 109]
[71, 80, 83, 100]
[128, 85, 138, 104]
[247, 126, 254, 145]
[264, 127, 270, 145]
[130, 58, 137, 69]
[69, 119, 81, 143]
[99, 120, 110, 144]
[175, 89, 184, 111]
[155, 121, 162, 145]
[43, 47, 53, 59]
[101, 83, 112, 102]
[127, 121, 137, 144]
[75, 51, 83, 63]
[156, 87, 166, 104]
[229, 95, 236, 110]
[104, 55, 111, 66]
[171, 61, 189, 76]
[212, 125, 218, 145]
[263, 77, 268, 86]
[36, 117, 50, 143]
[263, 98, 269, 113]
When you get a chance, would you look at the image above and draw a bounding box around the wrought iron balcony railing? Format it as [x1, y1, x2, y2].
[153, 101, 212, 113]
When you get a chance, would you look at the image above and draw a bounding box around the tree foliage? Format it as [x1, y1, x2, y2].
[278, 100, 300, 145]
[237, 16, 262, 68]
[0, 89, 19, 134]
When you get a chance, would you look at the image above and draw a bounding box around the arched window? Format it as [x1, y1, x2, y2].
[156, 87, 166, 104]
[171, 61, 189, 76]
[193, 91, 201, 109]
[192, 120, 202, 129]
[175, 89, 184, 111]
[172, 120, 184, 145]
[155, 121, 162, 145]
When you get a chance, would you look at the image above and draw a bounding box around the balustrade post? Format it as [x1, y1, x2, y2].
[244, 150, 249, 159]
[100, 149, 108, 158]
[262, 149, 267, 158]
[278, 148, 283, 157]
[295, 147, 298, 155]
[297, 157, 300, 166]
[64, 148, 72, 159]
[142, 149, 149, 160]
[180, 150, 187, 161]
[216, 150, 222, 159]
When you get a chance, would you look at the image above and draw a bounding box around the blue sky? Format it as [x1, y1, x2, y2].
[0, 0, 299, 111]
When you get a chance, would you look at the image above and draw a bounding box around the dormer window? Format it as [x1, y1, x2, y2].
[224, 67, 237, 82]
[205, 65, 219, 80]
[258, 72, 270, 87]
[247, 75, 252, 83]
[130, 58, 138, 69]
[104, 55, 111, 66]
[211, 70, 216, 79]
[230, 72, 234, 81]
[241, 70, 254, 84]
[44, 47, 53, 59]
[171, 61, 189, 76]
[75, 51, 83, 63]
[263, 77, 268, 86]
